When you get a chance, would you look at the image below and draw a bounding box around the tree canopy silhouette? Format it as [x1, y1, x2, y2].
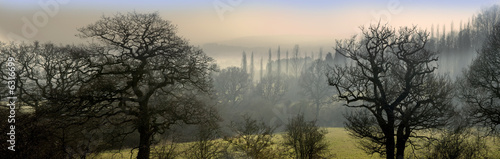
[78, 12, 218, 159]
[327, 23, 454, 159]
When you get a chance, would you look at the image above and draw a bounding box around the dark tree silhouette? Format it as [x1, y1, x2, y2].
[77, 12, 217, 159]
[242, 51, 247, 74]
[327, 24, 454, 159]
[0, 42, 112, 158]
[459, 24, 500, 132]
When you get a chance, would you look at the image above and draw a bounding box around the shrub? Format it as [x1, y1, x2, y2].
[423, 127, 488, 159]
[283, 114, 328, 159]
[186, 122, 228, 159]
[224, 115, 276, 159]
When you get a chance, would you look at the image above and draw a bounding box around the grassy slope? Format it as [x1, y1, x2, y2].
[324, 128, 383, 159]
[96, 127, 499, 159]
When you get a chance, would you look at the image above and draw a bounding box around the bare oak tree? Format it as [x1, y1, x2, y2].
[78, 12, 217, 159]
[327, 24, 454, 159]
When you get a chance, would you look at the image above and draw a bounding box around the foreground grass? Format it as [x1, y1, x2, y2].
[96, 127, 499, 159]
[324, 128, 383, 159]
[96, 127, 381, 159]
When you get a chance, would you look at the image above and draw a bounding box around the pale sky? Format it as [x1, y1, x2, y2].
[0, 0, 496, 44]
[0, 0, 498, 67]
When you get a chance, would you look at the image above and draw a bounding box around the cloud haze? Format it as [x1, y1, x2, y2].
[0, 0, 497, 67]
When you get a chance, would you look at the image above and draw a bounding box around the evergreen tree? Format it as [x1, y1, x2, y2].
[292, 44, 300, 77]
[431, 24, 434, 39]
[260, 56, 263, 82]
[437, 24, 440, 45]
[441, 24, 446, 48]
[242, 51, 247, 73]
[277, 46, 281, 76]
[268, 48, 272, 76]
[325, 52, 334, 65]
[250, 52, 254, 82]
[286, 50, 289, 75]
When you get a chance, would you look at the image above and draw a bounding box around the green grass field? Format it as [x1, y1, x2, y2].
[95, 127, 499, 159]
[95, 127, 382, 159]
[323, 128, 383, 159]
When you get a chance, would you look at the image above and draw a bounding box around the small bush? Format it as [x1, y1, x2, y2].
[283, 114, 328, 159]
[186, 122, 228, 159]
[423, 127, 488, 159]
[224, 115, 276, 159]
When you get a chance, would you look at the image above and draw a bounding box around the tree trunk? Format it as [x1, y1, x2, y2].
[396, 125, 409, 159]
[385, 131, 395, 159]
[395, 131, 406, 159]
[385, 108, 396, 159]
[137, 101, 151, 159]
[137, 129, 151, 159]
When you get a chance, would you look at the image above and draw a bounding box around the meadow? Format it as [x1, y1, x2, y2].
[94, 127, 434, 159]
